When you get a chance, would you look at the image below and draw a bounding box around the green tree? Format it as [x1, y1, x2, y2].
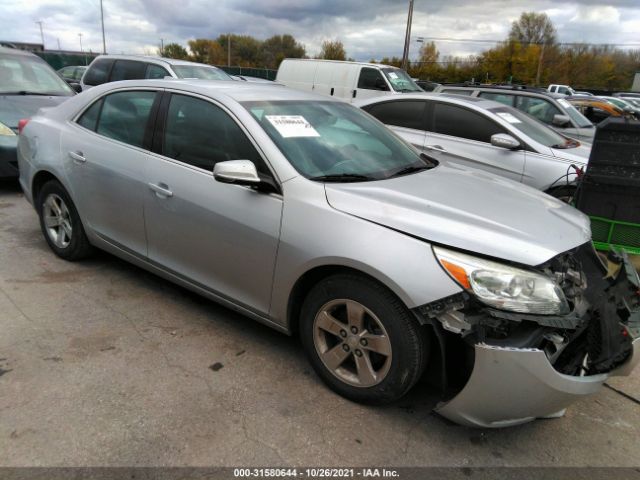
[160, 43, 188, 60]
[216, 34, 261, 66]
[509, 12, 557, 46]
[260, 34, 306, 69]
[318, 40, 346, 61]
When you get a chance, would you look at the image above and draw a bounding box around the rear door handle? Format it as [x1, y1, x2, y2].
[148, 182, 173, 198]
[424, 145, 446, 153]
[69, 151, 86, 163]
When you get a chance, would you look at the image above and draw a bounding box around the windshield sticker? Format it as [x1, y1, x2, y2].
[265, 115, 320, 138]
[496, 112, 522, 124]
[558, 99, 571, 108]
[388, 72, 399, 79]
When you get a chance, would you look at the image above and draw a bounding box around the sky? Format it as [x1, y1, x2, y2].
[1, 0, 639, 61]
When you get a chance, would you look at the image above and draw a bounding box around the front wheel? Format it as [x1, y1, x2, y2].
[36, 180, 94, 261]
[300, 274, 429, 404]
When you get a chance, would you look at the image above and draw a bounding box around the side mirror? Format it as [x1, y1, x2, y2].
[552, 114, 571, 127]
[214, 160, 261, 185]
[490, 133, 521, 150]
[67, 81, 82, 93]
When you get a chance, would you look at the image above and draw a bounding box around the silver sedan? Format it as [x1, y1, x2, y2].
[18, 79, 639, 427]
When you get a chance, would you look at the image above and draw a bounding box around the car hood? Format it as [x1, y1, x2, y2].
[325, 164, 591, 266]
[0, 95, 69, 128]
[551, 143, 591, 164]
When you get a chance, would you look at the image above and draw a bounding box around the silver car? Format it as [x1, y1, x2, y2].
[18, 79, 639, 428]
[357, 94, 591, 200]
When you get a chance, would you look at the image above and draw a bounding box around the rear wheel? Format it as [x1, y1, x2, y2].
[37, 180, 94, 261]
[300, 274, 429, 404]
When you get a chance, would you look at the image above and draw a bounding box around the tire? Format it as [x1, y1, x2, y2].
[300, 273, 429, 405]
[547, 185, 576, 205]
[36, 180, 94, 261]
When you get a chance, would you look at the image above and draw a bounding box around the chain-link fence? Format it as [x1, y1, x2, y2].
[34, 51, 99, 70]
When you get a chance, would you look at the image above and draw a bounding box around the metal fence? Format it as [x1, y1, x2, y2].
[216, 66, 277, 80]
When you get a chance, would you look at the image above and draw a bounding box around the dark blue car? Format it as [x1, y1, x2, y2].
[0, 45, 74, 178]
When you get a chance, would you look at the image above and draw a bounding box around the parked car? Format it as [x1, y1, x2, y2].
[80, 54, 233, 90]
[612, 92, 640, 100]
[415, 80, 441, 92]
[547, 84, 576, 95]
[357, 93, 590, 199]
[276, 58, 423, 103]
[566, 96, 631, 124]
[0, 45, 75, 178]
[434, 84, 595, 143]
[18, 79, 639, 428]
[57, 65, 87, 82]
[600, 96, 640, 118]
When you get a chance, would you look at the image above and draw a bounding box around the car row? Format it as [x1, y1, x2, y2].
[16, 78, 640, 428]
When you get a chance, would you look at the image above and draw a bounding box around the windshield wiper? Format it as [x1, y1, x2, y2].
[389, 165, 430, 178]
[0, 91, 55, 96]
[308, 173, 376, 182]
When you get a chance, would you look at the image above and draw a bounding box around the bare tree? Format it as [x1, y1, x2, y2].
[509, 12, 557, 46]
[318, 40, 346, 61]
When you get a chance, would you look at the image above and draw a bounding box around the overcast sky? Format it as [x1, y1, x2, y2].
[1, 0, 639, 61]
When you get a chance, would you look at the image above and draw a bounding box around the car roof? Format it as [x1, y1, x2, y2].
[0, 45, 40, 57]
[439, 84, 558, 98]
[90, 54, 223, 69]
[86, 79, 338, 103]
[282, 58, 399, 69]
[355, 92, 508, 111]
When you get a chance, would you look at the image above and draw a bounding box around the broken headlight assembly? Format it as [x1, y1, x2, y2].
[433, 247, 570, 316]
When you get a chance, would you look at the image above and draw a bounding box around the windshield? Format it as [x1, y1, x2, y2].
[556, 98, 593, 128]
[490, 106, 578, 149]
[381, 68, 422, 93]
[0, 54, 74, 96]
[243, 100, 432, 181]
[171, 65, 233, 81]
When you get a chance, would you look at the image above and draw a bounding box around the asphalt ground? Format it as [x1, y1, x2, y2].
[0, 179, 639, 469]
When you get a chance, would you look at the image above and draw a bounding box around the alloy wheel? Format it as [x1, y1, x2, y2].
[313, 299, 392, 387]
[43, 193, 72, 249]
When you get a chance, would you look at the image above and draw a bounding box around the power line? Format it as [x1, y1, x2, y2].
[414, 36, 640, 47]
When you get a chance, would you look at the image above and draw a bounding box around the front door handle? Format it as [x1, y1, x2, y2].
[69, 151, 86, 163]
[424, 145, 447, 153]
[148, 182, 173, 198]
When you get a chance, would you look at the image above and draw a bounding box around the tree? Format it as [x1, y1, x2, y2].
[217, 34, 261, 67]
[318, 40, 346, 61]
[414, 41, 439, 79]
[187, 39, 225, 65]
[260, 34, 306, 69]
[509, 12, 557, 46]
[160, 43, 188, 60]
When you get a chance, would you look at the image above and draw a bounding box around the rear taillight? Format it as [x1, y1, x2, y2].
[18, 118, 29, 134]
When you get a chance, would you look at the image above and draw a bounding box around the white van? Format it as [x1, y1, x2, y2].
[276, 59, 423, 102]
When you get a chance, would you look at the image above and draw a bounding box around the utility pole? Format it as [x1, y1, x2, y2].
[57, 38, 61, 50]
[535, 42, 546, 87]
[401, 0, 414, 71]
[78, 33, 83, 53]
[160, 38, 164, 56]
[100, 0, 107, 53]
[227, 33, 231, 67]
[36, 21, 44, 49]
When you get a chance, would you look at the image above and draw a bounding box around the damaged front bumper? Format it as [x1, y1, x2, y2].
[436, 337, 639, 428]
[423, 244, 640, 428]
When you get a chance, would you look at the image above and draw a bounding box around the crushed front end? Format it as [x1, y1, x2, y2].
[418, 243, 640, 428]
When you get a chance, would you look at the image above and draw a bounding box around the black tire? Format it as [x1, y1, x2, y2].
[300, 273, 429, 405]
[546, 185, 577, 205]
[36, 180, 94, 261]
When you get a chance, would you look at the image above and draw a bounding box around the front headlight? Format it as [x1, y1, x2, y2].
[0, 122, 16, 136]
[433, 247, 569, 315]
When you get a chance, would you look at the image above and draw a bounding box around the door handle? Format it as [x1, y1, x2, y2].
[69, 151, 86, 163]
[424, 145, 447, 153]
[148, 182, 173, 198]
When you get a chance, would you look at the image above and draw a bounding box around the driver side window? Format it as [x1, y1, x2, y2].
[162, 94, 269, 174]
[357, 68, 388, 91]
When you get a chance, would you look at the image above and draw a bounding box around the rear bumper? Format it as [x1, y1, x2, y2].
[0, 136, 19, 178]
[436, 337, 639, 428]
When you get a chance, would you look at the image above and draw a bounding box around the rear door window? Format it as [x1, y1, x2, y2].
[94, 91, 157, 148]
[83, 58, 114, 86]
[433, 103, 506, 143]
[110, 60, 147, 82]
[478, 92, 515, 107]
[365, 100, 427, 130]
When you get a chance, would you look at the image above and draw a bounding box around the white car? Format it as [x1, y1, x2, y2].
[357, 93, 591, 200]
